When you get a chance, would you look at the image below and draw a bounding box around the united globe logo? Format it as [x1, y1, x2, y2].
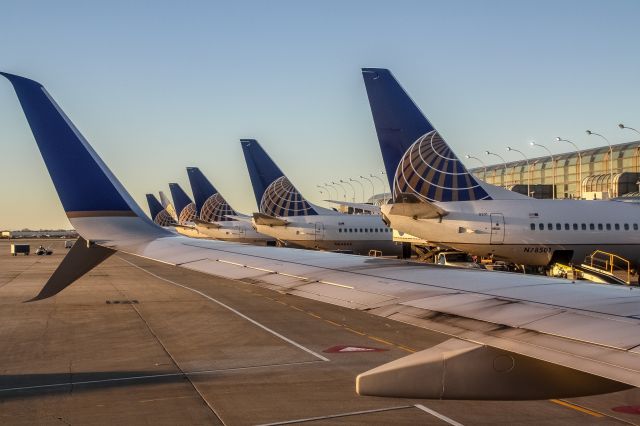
[260, 176, 317, 217]
[178, 202, 197, 225]
[394, 131, 490, 202]
[154, 210, 177, 227]
[200, 193, 236, 222]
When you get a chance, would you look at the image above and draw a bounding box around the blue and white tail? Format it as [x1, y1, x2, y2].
[158, 190, 178, 221]
[362, 68, 524, 202]
[186, 167, 238, 222]
[146, 193, 177, 226]
[240, 139, 332, 217]
[168, 183, 196, 225]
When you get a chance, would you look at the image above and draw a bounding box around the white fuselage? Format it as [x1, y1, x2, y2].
[195, 220, 274, 245]
[253, 214, 402, 256]
[382, 199, 640, 266]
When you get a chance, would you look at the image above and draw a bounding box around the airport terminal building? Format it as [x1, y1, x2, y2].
[469, 140, 640, 199]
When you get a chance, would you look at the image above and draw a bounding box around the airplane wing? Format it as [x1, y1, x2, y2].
[252, 212, 289, 226]
[3, 72, 639, 401]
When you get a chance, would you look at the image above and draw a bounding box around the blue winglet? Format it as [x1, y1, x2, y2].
[0, 72, 149, 217]
[362, 68, 491, 202]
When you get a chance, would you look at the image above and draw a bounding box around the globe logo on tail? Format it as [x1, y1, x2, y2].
[394, 131, 491, 202]
[260, 176, 317, 217]
[200, 193, 237, 222]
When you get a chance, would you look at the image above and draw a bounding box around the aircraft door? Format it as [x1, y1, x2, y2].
[490, 213, 505, 244]
[314, 223, 325, 241]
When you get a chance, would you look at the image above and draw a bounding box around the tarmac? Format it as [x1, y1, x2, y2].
[1, 239, 639, 425]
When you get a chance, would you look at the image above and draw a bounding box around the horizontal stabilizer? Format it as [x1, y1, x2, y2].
[28, 237, 115, 301]
[253, 212, 289, 226]
[386, 194, 448, 219]
[193, 218, 221, 229]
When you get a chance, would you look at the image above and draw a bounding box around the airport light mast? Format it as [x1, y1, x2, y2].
[485, 151, 508, 187]
[340, 179, 356, 202]
[506, 146, 530, 197]
[349, 178, 365, 203]
[555, 137, 582, 199]
[465, 154, 487, 180]
[530, 141, 556, 199]
[586, 130, 614, 197]
[360, 175, 375, 202]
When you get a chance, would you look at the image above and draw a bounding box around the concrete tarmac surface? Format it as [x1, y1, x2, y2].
[1, 239, 639, 425]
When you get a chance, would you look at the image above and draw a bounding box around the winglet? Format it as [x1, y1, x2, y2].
[1, 72, 169, 300]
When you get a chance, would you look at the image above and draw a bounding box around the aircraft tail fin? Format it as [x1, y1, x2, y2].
[362, 68, 495, 202]
[240, 139, 324, 216]
[168, 183, 196, 224]
[146, 193, 165, 219]
[186, 167, 238, 222]
[1, 72, 169, 299]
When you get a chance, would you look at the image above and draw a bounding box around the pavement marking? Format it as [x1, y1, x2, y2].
[549, 399, 604, 417]
[255, 405, 414, 425]
[119, 257, 330, 362]
[368, 336, 394, 346]
[414, 404, 465, 426]
[344, 327, 366, 336]
[324, 319, 342, 327]
[0, 360, 321, 394]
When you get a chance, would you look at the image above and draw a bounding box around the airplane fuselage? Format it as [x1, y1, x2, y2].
[253, 214, 402, 256]
[383, 199, 640, 266]
[195, 220, 275, 245]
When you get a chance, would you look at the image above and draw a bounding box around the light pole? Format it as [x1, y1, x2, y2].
[370, 173, 387, 199]
[341, 179, 356, 202]
[331, 181, 347, 201]
[316, 185, 327, 201]
[506, 146, 530, 197]
[619, 123, 640, 137]
[350, 178, 365, 203]
[556, 137, 582, 199]
[465, 154, 487, 180]
[586, 130, 614, 197]
[619, 124, 640, 175]
[485, 151, 508, 187]
[324, 182, 338, 200]
[360, 175, 375, 202]
[530, 141, 556, 199]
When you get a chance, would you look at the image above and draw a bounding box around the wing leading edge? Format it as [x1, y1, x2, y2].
[3, 72, 639, 400]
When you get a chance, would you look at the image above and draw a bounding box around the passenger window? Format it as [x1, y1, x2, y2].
[370, 228, 373, 232]
[589, 224, 594, 230]
[573, 223, 578, 230]
[547, 223, 552, 230]
[625, 224, 630, 230]
[338, 228, 342, 233]
[364, 228, 368, 233]
[530, 223, 535, 230]
[634, 224, 639, 231]
[615, 224, 620, 230]
[597, 224, 603, 231]
[360, 228, 363, 232]
[606, 224, 611, 231]
[349, 228, 353, 232]
[538, 223, 544, 230]
[564, 223, 570, 230]
[581, 223, 586, 230]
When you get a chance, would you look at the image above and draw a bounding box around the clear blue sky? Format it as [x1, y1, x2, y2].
[2, 0, 640, 229]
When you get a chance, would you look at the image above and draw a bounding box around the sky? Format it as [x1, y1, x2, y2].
[2, 0, 640, 229]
